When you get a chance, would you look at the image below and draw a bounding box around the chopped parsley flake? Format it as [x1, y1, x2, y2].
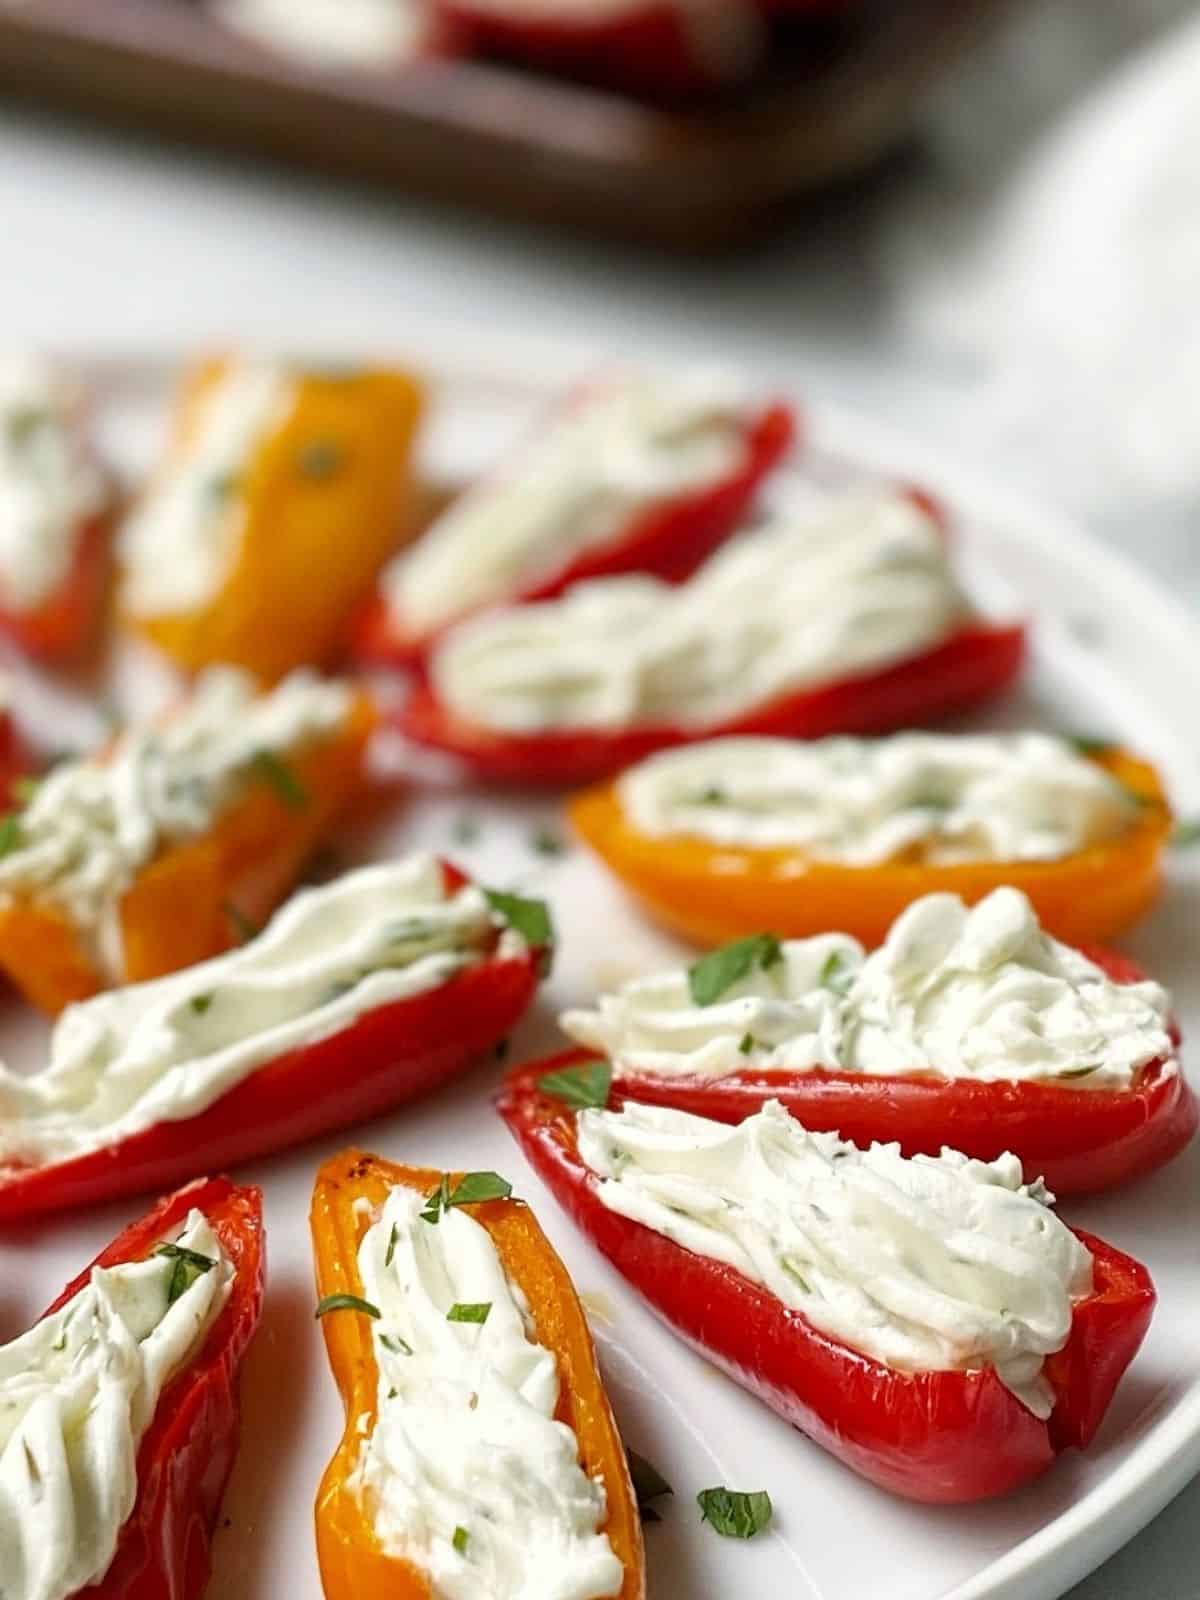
[688, 933, 783, 1006]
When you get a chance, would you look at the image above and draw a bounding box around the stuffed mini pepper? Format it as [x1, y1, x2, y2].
[0, 355, 111, 661]
[0, 855, 548, 1219]
[0, 1175, 264, 1598]
[118, 355, 424, 681]
[399, 487, 1025, 785]
[498, 1081, 1155, 1503]
[526, 886, 1195, 1195]
[0, 666, 374, 1013]
[356, 371, 794, 669]
[571, 731, 1170, 947]
[312, 1149, 644, 1598]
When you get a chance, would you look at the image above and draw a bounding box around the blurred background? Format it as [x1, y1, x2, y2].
[1, 1, 1198, 1592]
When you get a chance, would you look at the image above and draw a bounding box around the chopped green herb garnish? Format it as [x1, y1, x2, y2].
[696, 1487, 773, 1540]
[1171, 818, 1200, 850]
[11, 776, 39, 806]
[483, 888, 555, 976]
[1067, 734, 1116, 756]
[738, 1033, 756, 1055]
[205, 469, 239, 502]
[692, 786, 727, 805]
[819, 949, 855, 996]
[249, 749, 309, 812]
[315, 1293, 380, 1320]
[384, 1223, 398, 1267]
[380, 1332, 413, 1356]
[540, 1060, 611, 1110]
[222, 901, 259, 944]
[7, 407, 49, 446]
[627, 1448, 673, 1523]
[452, 1526, 469, 1555]
[155, 1241, 216, 1304]
[452, 815, 480, 846]
[296, 439, 344, 479]
[1057, 1065, 1100, 1080]
[189, 993, 214, 1016]
[422, 1171, 513, 1223]
[0, 814, 25, 857]
[530, 827, 566, 858]
[447, 1302, 491, 1325]
[688, 933, 782, 1006]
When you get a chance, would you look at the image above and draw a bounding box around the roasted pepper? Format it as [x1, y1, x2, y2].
[0, 858, 546, 1220]
[119, 357, 424, 681]
[0, 676, 376, 1014]
[497, 1070, 1156, 1503]
[570, 745, 1171, 948]
[311, 1148, 645, 1598]
[25, 1175, 264, 1598]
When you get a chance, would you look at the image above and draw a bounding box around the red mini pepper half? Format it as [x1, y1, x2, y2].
[516, 951, 1196, 1197]
[497, 1069, 1156, 1503]
[400, 617, 1026, 787]
[37, 1175, 265, 1599]
[0, 512, 111, 662]
[355, 398, 796, 671]
[0, 862, 545, 1222]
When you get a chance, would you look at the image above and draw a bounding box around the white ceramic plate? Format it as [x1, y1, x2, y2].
[2, 351, 1198, 1600]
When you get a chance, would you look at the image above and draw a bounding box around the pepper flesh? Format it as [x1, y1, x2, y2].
[399, 618, 1026, 787]
[570, 746, 1171, 948]
[122, 359, 425, 682]
[0, 691, 376, 1015]
[39, 1175, 265, 1599]
[311, 1149, 645, 1599]
[497, 1070, 1156, 1503]
[355, 399, 796, 671]
[0, 513, 111, 662]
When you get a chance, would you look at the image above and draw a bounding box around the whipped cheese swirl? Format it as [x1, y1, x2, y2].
[431, 490, 966, 734]
[0, 1209, 231, 1600]
[386, 371, 753, 637]
[617, 733, 1139, 863]
[562, 888, 1173, 1088]
[577, 1099, 1092, 1416]
[119, 361, 294, 617]
[0, 856, 511, 1171]
[352, 1186, 623, 1600]
[0, 356, 104, 612]
[0, 667, 351, 979]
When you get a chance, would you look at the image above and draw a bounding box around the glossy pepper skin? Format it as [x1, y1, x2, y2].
[0, 691, 376, 1016]
[0, 861, 544, 1222]
[42, 1175, 265, 1599]
[497, 1070, 1156, 1503]
[570, 746, 1172, 949]
[311, 1149, 645, 1599]
[354, 399, 796, 672]
[399, 618, 1026, 787]
[0, 512, 111, 662]
[121, 359, 425, 683]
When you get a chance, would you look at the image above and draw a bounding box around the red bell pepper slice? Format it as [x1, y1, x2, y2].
[36, 1175, 265, 1599]
[0, 513, 110, 663]
[0, 862, 544, 1222]
[355, 398, 796, 671]
[514, 951, 1196, 1196]
[432, 0, 766, 95]
[497, 1068, 1156, 1503]
[399, 617, 1026, 786]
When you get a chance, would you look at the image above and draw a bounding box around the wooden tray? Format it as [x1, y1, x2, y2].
[0, 0, 1014, 247]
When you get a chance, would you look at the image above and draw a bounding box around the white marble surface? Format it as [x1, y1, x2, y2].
[0, 0, 1198, 1592]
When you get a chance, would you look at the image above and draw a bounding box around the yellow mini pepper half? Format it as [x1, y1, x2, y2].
[311, 1149, 646, 1600]
[571, 747, 1171, 950]
[120, 357, 424, 681]
[0, 691, 375, 1014]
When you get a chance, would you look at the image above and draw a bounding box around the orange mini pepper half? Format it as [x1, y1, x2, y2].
[0, 690, 375, 1014]
[120, 357, 424, 681]
[570, 746, 1170, 950]
[311, 1149, 645, 1600]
